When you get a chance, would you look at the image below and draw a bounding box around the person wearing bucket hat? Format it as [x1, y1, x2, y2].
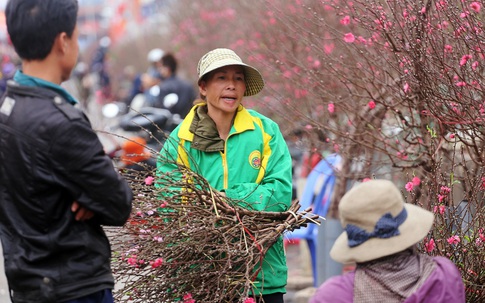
[157, 48, 292, 302]
[310, 179, 465, 303]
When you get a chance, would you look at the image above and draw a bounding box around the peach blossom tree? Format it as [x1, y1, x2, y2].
[111, 0, 485, 300]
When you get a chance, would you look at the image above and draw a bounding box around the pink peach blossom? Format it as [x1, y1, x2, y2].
[183, 293, 195, 302]
[403, 82, 410, 93]
[433, 205, 446, 215]
[150, 258, 163, 268]
[459, 54, 472, 66]
[397, 151, 408, 160]
[340, 15, 350, 25]
[145, 176, 155, 185]
[324, 43, 335, 54]
[425, 238, 435, 252]
[471, 2, 481, 12]
[440, 186, 451, 194]
[447, 235, 461, 245]
[439, 205, 446, 214]
[412, 176, 421, 186]
[127, 255, 138, 266]
[343, 33, 355, 43]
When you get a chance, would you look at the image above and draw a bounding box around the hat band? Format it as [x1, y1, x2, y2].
[346, 208, 408, 248]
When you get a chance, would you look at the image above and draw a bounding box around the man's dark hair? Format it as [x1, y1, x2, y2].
[6, 0, 78, 60]
[161, 53, 178, 74]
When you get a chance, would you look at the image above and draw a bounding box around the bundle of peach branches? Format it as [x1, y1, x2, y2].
[109, 154, 320, 303]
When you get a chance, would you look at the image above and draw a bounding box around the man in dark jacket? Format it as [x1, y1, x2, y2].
[154, 53, 197, 119]
[0, 1, 133, 302]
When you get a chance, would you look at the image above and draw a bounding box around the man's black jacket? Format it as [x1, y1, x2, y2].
[0, 81, 133, 302]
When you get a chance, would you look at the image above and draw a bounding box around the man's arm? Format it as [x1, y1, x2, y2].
[51, 119, 133, 226]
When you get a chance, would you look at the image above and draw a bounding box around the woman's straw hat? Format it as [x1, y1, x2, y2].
[197, 48, 264, 96]
[330, 179, 434, 264]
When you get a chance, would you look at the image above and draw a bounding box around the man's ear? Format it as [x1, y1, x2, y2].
[53, 32, 68, 55]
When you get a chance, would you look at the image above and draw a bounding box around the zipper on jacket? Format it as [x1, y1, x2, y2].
[221, 150, 228, 189]
[221, 137, 232, 189]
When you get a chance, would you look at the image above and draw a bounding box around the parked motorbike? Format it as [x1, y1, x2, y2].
[101, 93, 183, 171]
[118, 106, 182, 151]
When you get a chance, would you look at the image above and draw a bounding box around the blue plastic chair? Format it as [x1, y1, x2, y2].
[285, 153, 340, 286]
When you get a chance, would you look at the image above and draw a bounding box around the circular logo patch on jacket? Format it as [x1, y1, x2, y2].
[249, 150, 261, 169]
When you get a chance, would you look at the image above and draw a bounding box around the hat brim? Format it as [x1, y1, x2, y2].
[197, 58, 264, 96]
[330, 203, 434, 264]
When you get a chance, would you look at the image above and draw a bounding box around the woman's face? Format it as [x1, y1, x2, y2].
[199, 65, 246, 116]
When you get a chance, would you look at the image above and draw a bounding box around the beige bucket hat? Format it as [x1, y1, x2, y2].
[330, 179, 434, 264]
[197, 48, 264, 96]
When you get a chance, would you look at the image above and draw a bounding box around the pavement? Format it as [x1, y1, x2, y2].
[284, 240, 317, 303]
[0, 243, 11, 303]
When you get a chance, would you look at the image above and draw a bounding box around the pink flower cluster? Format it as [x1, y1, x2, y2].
[459, 54, 472, 66]
[437, 186, 451, 202]
[475, 230, 485, 246]
[340, 15, 350, 25]
[470, 2, 481, 12]
[145, 176, 155, 185]
[425, 238, 435, 252]
[405, 176, 421, 192]
[183, 293, 195, 303]
[344, 33, 355, 43]
[433, 204, 446, 215]
[447, 235, 461, 245]
[127, 255, 145, 267]
[150, 257, 163, 268]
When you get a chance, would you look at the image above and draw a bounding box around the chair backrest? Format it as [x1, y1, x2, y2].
[306, 154, 341, 233]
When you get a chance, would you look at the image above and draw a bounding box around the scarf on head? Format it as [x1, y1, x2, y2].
[354, 248, 436, 303]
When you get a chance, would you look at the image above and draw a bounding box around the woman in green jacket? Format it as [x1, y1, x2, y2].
[157, 48, 293, 302]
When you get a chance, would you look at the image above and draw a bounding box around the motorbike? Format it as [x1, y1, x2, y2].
[101, 92, 183, 171]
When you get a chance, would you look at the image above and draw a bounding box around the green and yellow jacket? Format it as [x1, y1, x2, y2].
[157, 103, 293, 295]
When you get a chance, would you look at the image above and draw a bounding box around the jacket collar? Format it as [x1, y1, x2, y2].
[13, 70, 78, 105]
[179, 103, 255, 144]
